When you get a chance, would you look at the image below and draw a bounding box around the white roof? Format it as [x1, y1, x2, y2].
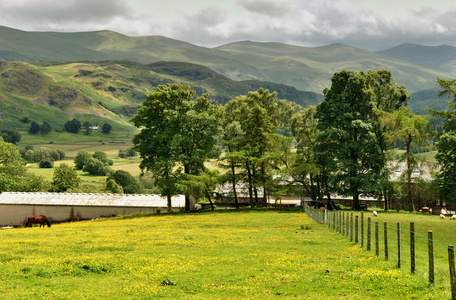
[0, 192, 185, 208]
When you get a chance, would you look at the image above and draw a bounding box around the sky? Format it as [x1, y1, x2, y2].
[1, 0, 456, 51]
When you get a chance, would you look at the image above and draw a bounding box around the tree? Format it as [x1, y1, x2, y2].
[39, 159, 54, 168]
[29, 121, 41, 134]
[40, 121, 52, 135]
[314, 70, 384, 210]
[107, 170, 141, 194]
[430, 77, 456, 202]
[382, 107, 432, 211]
[223, 88, 280, 207]
[51, 163, 80, 192]
[74, 150, 92, 170]
[0, 137, 48, 192]
[93, 151, 113, 166]
[179, 170, 221, 211]
[64, 118, 81, 133]
[285, 106, 320, 200]
[106, 179, 124, 194]
[83, 158, 110, 176]
[1, 130, 21, 145]
[131, 84, 222, 211]
[102, 123, 112, 134]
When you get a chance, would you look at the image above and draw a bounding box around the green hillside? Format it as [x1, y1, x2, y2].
[0, 59, 322, 132]
[215, 41, 448, 93]
[408, 88, 450, 115]
[378, 43, 456, 74]
[0, 26, 452, 95]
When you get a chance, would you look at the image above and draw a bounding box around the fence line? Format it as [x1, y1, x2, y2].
[304, 204, 455, 299]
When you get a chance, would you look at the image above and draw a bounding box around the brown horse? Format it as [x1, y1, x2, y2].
[26, 215, 51, 227]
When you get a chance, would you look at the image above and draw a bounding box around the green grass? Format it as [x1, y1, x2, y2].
[321, 208, 456, 296]
[0, 210, 446, 299]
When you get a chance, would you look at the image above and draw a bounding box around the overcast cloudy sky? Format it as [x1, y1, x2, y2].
[1, 0, 455, 51]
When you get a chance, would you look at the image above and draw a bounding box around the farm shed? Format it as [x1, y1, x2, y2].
[0, 192, 185, 226]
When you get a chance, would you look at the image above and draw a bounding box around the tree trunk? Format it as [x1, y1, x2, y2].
[205, 189, 214, 211]
[184, 164, 191, 212]
[406, 135, 414, 212]
[252, 166, 259, 206]
[167, 194, 172, 213]
[246, 161, 254, 207]
[353, 192, 360, 210]
[230, 161, 239, 209]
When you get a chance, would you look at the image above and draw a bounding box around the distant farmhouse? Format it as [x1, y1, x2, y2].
[0, 192, 185, 226]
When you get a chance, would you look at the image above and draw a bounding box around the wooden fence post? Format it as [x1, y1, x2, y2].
[339, 211, 342, 234]
[342, 211, 345, 236]
[361, 211, 364, 248]
[336, 211, 338, 232]
[397, 222, 401, 269]
[411, 222, 415, 274]
[428, 231, 434, 284]
[448, 245, 456, 300]
[384, 221, 388, 261]
[367, 217, 371, 251]
[350, 212, 353, 242]
[355, 216, 358, 244]
[346, 213, 349, 238]
[375, 222, 379, 256]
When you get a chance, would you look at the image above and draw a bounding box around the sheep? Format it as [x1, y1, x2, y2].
[450, 215, 456, 220]
[373, 210, 378, 217]
[440, 214, 445, 219]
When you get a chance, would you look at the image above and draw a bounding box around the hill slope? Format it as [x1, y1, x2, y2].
[0, 26, 452, 94]
[0, 60, 322, 132]
[378, 44, 456, 74]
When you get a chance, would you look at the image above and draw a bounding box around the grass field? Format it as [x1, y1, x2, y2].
[315, 208, 456, 298]
[0, 210, 448, 299]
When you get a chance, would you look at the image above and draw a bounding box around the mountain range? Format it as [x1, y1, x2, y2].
[0, 25, 454, 131]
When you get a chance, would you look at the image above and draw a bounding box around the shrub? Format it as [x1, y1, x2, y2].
[39, 159, 54, 168]
[83, 158, 110, 176]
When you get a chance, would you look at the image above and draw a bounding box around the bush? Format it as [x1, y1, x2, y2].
[39, 159, 54, 168]
[74, 150, 92, 170]
[102, 123, 112, 134]
[83, 158, 110, 176]
[107, 170, 142, 194]
[64, 119, 81, 133]
[118, 150, 127, 158]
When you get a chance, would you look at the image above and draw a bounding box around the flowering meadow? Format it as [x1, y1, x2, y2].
[0, 210, 446, 299]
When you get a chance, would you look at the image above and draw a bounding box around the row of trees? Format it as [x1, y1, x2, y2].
[132, 71, 442, 212]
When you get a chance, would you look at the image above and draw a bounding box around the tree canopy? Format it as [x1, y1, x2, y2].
[131, 83, 222, 211]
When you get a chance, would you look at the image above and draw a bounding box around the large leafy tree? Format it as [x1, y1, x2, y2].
[430, 77, 456, 202]
[315, 70, 384, 210]
[131, 84, 222, 212]
[51, 163, 80, 192]
[0, 137, 48, 192]
[223, 88, 289, 206]
[382, 107, 432, 211]
[1, 130, 21, 145]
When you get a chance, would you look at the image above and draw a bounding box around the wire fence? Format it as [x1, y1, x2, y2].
[304, 204, 456, 299]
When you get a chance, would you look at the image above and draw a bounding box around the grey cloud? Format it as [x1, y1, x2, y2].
[0, 0, 136, 29]
[184, 7, 227, 27]
[238, 0, 293, 18]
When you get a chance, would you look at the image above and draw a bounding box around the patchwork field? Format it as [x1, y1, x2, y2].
[0, 210, 447, 299]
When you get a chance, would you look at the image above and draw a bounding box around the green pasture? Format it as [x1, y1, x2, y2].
[19, 131, 136, 150]
[0, 210, 446, 299]
[321, 208, 456, 296]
